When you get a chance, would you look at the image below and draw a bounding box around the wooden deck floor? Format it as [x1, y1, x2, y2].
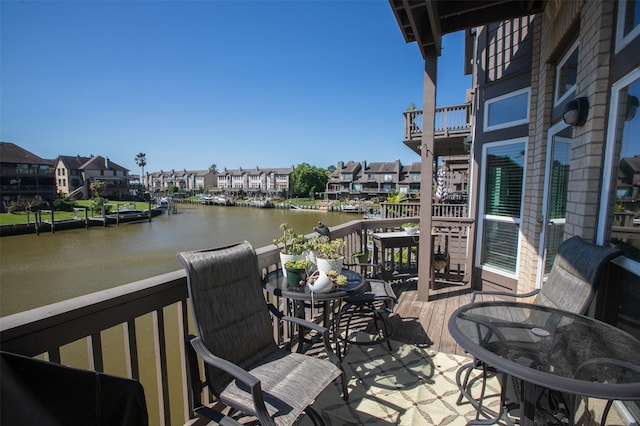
[390, 279, 474, 357]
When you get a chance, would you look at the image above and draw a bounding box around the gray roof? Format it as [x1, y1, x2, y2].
[80, 156, 129, 172]
[57, 155, 92, 169]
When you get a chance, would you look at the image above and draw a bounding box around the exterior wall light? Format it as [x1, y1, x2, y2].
[563, 97, 589, 127]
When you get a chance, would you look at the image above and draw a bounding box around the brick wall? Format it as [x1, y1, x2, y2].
[517, 0, 615, 292]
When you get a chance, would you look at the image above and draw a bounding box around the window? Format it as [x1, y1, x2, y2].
[383, 174, 393, 182]
[554, 41, 579, 105]
[616, 0, 640, 52]
[484, 88, 530, 131]
[411, 174, 420, 182]
[477, 139, 527, 276]
[340, 173, 352, 182]
[599, 67, 640, 260]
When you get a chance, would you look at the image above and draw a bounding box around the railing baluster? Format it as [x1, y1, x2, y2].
[46, 348, 61, 363]
[177, 299, 190, 423]
[89, 333, 103, 372]
[123, 320, 139, 380]
[152, 308, 171, 426]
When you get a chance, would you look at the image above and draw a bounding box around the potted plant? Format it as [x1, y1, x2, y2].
[314, 236, 346, 272]
[274, 223, 308, 276]
[402, 222, 419, 235]
[306, 270, 333, 293]
[284, 259, 311, 287]
[352, 251, 368, 264]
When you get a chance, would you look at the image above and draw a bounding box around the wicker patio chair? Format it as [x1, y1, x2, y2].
[178, 241, 346, 426]
[455, 236, 622, 425]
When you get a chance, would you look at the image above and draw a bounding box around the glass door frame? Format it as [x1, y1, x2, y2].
[598, 66, 640, 245]
[535, 120, 572, 288]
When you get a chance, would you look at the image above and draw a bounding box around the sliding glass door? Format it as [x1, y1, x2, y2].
[477, 139, 527, 277]
[536, 123, 572, 286]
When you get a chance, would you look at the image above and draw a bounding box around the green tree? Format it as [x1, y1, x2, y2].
[290, 163, 329, 198]
[135, 153, 147, 187]
[209, 164, 217, 172]
[168, 185, 179, 194]
[90, 179, 106, 198]
[90, 180, 107, 213]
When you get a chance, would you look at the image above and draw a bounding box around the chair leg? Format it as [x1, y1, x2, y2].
[372, 308, 393, 351]
[338, 302, 393, 358]
[304, 406, 326, 425]
[601, 399, 614, 426]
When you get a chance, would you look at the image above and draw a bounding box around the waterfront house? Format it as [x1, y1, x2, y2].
[215, 166, 293, 197]
[389, 0, 640, 301]
[145, 169, 216, 195]
[325, 156, 470, 202]
[0, 142, 56, 210]
[55, 154, 130, 200]
[175, 169, 217, 194]
[326, 160, 425, 200]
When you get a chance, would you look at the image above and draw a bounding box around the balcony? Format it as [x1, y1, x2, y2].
[0, 217, 482, 424]
[2, 216, 634, 425]
[403, 104, 472, 156]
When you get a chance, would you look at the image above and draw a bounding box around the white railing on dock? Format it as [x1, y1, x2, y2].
[0, 217, 472, 426]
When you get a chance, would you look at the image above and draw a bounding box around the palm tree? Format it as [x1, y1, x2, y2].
[209, 163, 217, 173]
[135, 153, 147, 189]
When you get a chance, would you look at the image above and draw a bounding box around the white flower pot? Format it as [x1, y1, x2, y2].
[307, 271, 333, 293]
[316, 256, 344, 273]
[279, 253, 305, 277]
[403, 226, 419, 235]
[305, 250, 318, 273]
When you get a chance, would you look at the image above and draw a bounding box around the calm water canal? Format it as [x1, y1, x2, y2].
[0, 204, 355, 316]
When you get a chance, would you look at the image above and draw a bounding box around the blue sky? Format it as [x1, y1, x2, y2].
[1, 0, 470, 174]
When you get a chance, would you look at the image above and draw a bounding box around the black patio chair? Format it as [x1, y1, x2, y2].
[312, 222, 398, 358]
[178, 241, 347, 426]
[455, 236, 622, 425]
[1, 350, 148, 426]
[335, 277, 398, 359]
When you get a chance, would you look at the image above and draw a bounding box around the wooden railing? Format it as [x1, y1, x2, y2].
[380, 201, 468, 219]
[403, 104, 472, 141]
[0, 217, 472, 426]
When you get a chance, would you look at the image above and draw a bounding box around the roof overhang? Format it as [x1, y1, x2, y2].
[388, 0, 546, 57]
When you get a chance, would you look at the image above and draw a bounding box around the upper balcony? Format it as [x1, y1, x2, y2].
[403, 104, 472, 156]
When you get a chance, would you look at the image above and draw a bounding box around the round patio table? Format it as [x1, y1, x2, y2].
[263, 268, 366, 352]
[448, 301, 640, 426]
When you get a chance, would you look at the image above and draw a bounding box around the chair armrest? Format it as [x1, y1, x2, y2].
[190, 336, 260, 388]
[195, 406, 243, 426]
[281, 316, 341, 365]
[281, 315, 327, 334]
[190, 336, 274, 425]
[267, 303, 283, 320]
[471, 288, 540, 303]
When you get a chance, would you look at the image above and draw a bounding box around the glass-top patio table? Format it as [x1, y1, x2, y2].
[263, 268, 366, 353]
[448, 301, 640, 426]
